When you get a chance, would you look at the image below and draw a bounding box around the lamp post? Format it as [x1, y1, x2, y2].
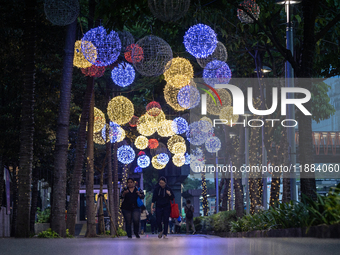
[215, 151, 219, 213]
[229, 132, 237, 210]
[275, 0, 301, 201]
[242, 111, 252, 214]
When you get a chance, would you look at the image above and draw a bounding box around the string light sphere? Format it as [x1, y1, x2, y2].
[132, 35, 173, 77]
[167, 135, 185, 152]
[148, 139, 159, 149]
[163, 57, 194, 88]
[44, 0, 79, 26]
[124, 44, 144, 63]
[164, 83, 186, 111]
[152, 155, 167, 169]
[81, 65, 106, 78]
[82, 26, 121, 67]
[172, 154, 185, 167]
[117, 31, 134, 55]
[184, 153, 190, 165]
[186, 122, 210, 146]
[107, 96, 134, 125]
[207, 88, 232, 116]
[93, 107, 106, 133]
[172, 117, 188, 134]
[177, 85, 200, 109]
[73, 40, 94, 68]
[190, 155, 205, 172]
[219, 106, 239, 125]
[93, 131, 106, 145]
[138, 151, 146, 156]
[196, 42, 228, 70]
[205, 136, 221, 153]
[154, 111, 166, 125]
[171, 142, 186, 154]
[146, 101, 162, 117]
[135, 135, 149, 150]
[137, 155, 150, 168]
[111, 62, 135, 87]
[148, 0, 190, 23]
[117, 127, 125, 142]
[198, 119, 213, 133]
[183, 24, 217, 58]
[237, 0, 260, 24]
[157, 120, 175, 137]
[192, 147, 204, 159]
[200, 117, 213, 126]
[134, 166, 143, 173]
[117, 145, 135, 164]
[137, 123, 157, 137]
[157, 153, 170, 165]
[101, 122, 123, 143]
[129, 116, 139, 127]
[203, 60, 232, 87]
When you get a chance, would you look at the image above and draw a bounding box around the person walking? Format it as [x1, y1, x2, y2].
[140, 205, 149, 235]
[185, 200, 196, 235]
[151, 176, 175, 239]
[121, 178, 144, 238]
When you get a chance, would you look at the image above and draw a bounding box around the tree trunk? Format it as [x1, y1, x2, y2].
[66, 77, 94, 235]
[51, 20, 77, 238]
[201, 173, 208, 216]
[98, 169, 105, 234]
[106, 140, 115, 235]
[16, 0, 36, 238]
[0, 155, 3, 207]
[30, 168, 39, 234]
[11, 165, 18, 237]
[282, 135, 291, 204]
[85, 95, 96, 237]
[112, 142, 119, 227]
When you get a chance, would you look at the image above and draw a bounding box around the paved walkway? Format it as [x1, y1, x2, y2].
[1, 234, 339, 255]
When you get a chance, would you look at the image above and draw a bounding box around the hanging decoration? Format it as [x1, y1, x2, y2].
[157, 120, 175, 137]
[148, 0, 190, 22]
[101, 122, 123, 143]
[219, 106, 239, 125]
[172, 117, 188, 134]
[44, 0, 79, 26]
[186, 122, 210, 146]
[172, 154, 185, 167]
[134, 166, 143, 173]
[203, 60, 232, 87]
[198, 119, 213, 132]
[148, 139, 159, 149]
[177, 85, 200, 109]
[183, 24, 217, 58]
[117, 31, 134, 55]
[196, 42, 228, 70]
[117, 145, 135, 164]
[163, 57, 194, 88]
[157, 153, 170, 165]
[200, 116, 213, 126]
[82, 26, 121, 67]
[111, 62, 135, 87]
[73, 40, 95, 69]
[129, 116, 139, 127]
[167, 135, 185, 152]
[93, 131, 106, 145]
[107, 96, 134, 125]
[206, 88, 232, 116]
[138, 151, 146, 156]
[164, 83, 186, 111]
[171, 142, 186, 154]
[192, 147, 204, 159]
[146, 101, 162, 117]
[152, 155, 166, 169]
[135, 135, 149, 150]
[93, 107, 106, 133]
[132, 35, 173, 76]
[184, 152, 190, 165]
[190, 155, 205, 172]
[117, 127, 125, 142]
[124, 44, 144, 63]
[205, 136, 221, 153]
[81, 65, 106, 78]
[137, 113, 157, 136]
[237, 0, 260, 24]
[137, 155, 150, 168]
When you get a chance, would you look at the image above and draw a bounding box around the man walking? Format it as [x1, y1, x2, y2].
[185, 200, 195, 235]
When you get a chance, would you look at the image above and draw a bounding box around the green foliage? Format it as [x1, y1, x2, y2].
[194, 211, 237, 233]
[311, 82, 335, 123]
[36, 207, 51, 223]
[116, 228, 127, 237]
[182, 177, 215, 192]
[66, 229, 74, 238]
[37, 228, 60, 238]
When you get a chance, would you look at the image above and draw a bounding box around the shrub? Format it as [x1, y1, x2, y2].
[37, 228, 60, 238]
[116, 228, 127, 237]
[36, 207, 51, 223]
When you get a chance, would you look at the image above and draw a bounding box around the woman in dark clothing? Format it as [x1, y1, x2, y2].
[121, 178, 144, 238]
[151, 176, 175, 239]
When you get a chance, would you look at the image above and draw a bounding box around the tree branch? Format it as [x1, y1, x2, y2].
[315, 13, 340, 42]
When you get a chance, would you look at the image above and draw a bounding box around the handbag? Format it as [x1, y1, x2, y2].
[170, 199, 179, 218]
[137, 188, 144, 207]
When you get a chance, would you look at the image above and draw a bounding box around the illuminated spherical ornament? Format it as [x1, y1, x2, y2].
[163, 57, 194, 89]
[172, 117, 188, 134]
[117, 145, 135, 164]
[152, 155, 166, 170]
[93, 131, 106, 145]
[138, 151, 146, 156]
[198, 120, 213, 133]
[148, 0, 190, 23]
[117, 127, 126, 142]
[137, 155, 150, 168]
[107, 96, 134, 125]
[186, 122, 210, 146]
[81, 65, 106, 78]
[200, 117, 213, 126]
[44, 0, 79, 26]
[190, 155, 205, 172]
[82, 26, 121, 67]
[237, 0, 260, 24]
[117, 31, 134, 55]
[157, 120, 175, 137]
[219, 106, 239, 125]
[183, 24, 217, 58]
[136, 114, 157, 136]
[167, 135, 185, 152]
[196, 42, 228, 70]
[135, 136, 149, 150]
[205, 136, 221, 153]
[73, 40, 94, 69]
[177, 85, 200, 109]
[157, 153, 170, 165]
[172, 154, 185, 167]
[154, 111, 166, 125]
[184, 153, 190, 165]
[148, 139, 159, 149]
[93, 107, 106, 133]
[191, 147, 204, 158]
[150, 142, 168, 157]
[101, 124, 112, 143]
[164, 83, 186, 112]
[146, 101, 162, 117]
[111, 62, 135, 87]
[134, 166, 143, 173]
[171, 142, 186, 154]
[125, 44, 144, 63]
[132, 35, 173, 77]
[206, 88, 232, 116]
[101, 122, 123, 143]
[203, 60, 232, 87]
[129, 116, 139, 127]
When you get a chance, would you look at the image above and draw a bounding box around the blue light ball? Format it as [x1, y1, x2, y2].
[117, 145, 135, 164]
[172, 117, 188, 134]
[137, 155, 150, 168]
[82, 26, 121, 66]
[134, 166, 143, 173]
[102, 122, 123, 143]
[184, 153, 190, 165]
[186, 122, 210, 146]
[157, 153, 170, 165]
[183, 24, 217, 58]
[177, 85, 200, 109]
[111, 62, 135, 87]
[203, 60, 232, 87]
[205, 136, 221, 153]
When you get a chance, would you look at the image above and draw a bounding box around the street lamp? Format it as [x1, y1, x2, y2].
[229, 132, 237, 210]
[275, 0, 301, 202]
[253, 66, 272, 74]
[242, 111, 252, 214]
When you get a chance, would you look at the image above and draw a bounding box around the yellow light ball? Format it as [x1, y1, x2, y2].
[164, 83, 186, 111]
[207, 89, 232, 115]
[137, 123, 157, 137]
[164, 57, 194, 88]
[172, 154, 185, 167]
[93, 107, 106, 133]
[73, 40, 96, 69]
[200, 116, 213, 126]
[93, 131, 106, 145]
[157, 120, 175, 137]
[171, 142, 186, 154]
[117, 127, 126, 142]
[107, 96, 134, 125]
[152, 155, 166, 169]
[135, 135, 149, 150]
[219, 106, 239, 125]
[167, 135, 185, 152]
